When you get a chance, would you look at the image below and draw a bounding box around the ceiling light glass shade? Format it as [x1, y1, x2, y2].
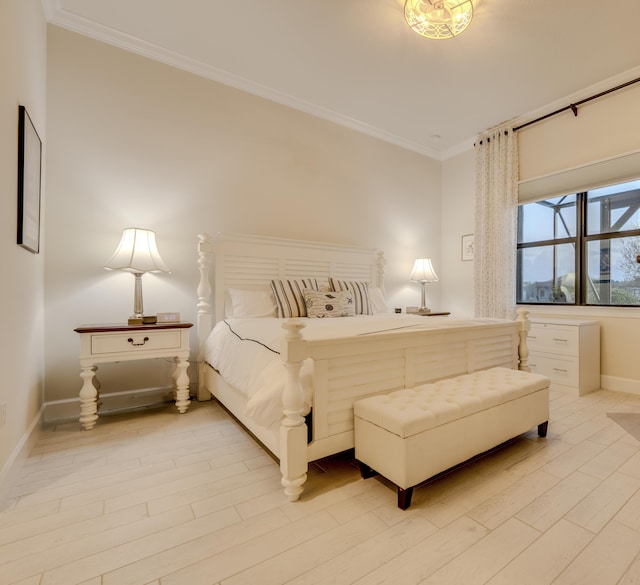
[404, 0, 473, 40]
[104, 227, 170, 274]
[409, 258, 439, 283]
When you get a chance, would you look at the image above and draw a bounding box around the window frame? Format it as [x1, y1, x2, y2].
[517, 185, 640, 307]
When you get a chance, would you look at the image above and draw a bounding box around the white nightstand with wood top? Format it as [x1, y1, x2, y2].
[74, 322, 193, 430]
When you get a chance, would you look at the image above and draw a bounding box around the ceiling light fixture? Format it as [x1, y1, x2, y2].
[404, 0, 474, 40]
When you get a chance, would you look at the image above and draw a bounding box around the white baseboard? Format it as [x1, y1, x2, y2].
[601, 375, 640, 396]
[0, 405, 43, 511]
[43, 386, 182, 423]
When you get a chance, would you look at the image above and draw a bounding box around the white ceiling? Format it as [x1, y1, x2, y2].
[42, 0, 640, 159]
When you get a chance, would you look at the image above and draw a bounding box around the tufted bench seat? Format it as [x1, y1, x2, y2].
[354, 367, 550, 509]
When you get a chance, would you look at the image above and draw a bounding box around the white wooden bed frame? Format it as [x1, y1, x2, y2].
[196, 233, 531, 501]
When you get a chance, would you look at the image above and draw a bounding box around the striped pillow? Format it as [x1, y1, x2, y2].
[329, 278, 373, 315]
[269, 278, 319, 318]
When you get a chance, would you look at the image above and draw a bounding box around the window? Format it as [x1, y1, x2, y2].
[517, 180, 640, 306]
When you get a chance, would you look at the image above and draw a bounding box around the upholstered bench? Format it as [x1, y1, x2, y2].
[354, 367, 550, 509]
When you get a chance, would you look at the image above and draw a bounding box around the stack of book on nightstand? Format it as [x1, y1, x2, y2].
[128, 315, 157, 325]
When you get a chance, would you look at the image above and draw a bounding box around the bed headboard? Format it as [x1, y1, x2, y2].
[196, 232, 385, 351]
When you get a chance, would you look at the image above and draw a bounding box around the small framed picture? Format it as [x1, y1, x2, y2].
[17, 105, 42, 254]
[461, 234, 474, 261]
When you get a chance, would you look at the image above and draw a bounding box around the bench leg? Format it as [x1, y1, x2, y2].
[357, 460, 377, 479]
[398, 487, 414, 510]
[538, 421, 548, 438]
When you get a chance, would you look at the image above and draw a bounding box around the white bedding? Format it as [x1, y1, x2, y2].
[203, 315, 503, 427]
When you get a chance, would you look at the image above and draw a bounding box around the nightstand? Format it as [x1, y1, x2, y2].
[74, 322, 193, 430]
[527, 318, 600, 395]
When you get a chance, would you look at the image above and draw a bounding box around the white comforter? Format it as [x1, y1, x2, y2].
[203, 315, 501, 427]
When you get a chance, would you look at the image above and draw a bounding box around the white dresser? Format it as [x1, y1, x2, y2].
[527, 318, 600, 395]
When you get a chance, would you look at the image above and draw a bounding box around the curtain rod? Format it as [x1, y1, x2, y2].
[513, 76, 640, 132]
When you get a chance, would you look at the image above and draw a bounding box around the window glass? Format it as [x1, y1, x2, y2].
[586, 236, 640, 305]
[518, 244, 575, 303]
[517, 179, 640, 306]
[518, 195, 576, 244]
[587, 181, 640, 235]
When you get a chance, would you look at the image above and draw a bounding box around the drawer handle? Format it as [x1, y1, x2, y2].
[552, 338, 568, 343]
[127, 336, 149, 347]
[553, 367, 568, 374]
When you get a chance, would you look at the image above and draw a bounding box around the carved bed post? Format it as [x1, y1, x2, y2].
[280, 318, 309, 501]
[516, 308, 530, 372]
[197, 233, 214, 401]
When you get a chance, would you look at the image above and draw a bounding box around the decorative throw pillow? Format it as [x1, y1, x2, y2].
[269, 278, 319, 318]
[304, 289, 355, 318]
[329, 278, 373, 315]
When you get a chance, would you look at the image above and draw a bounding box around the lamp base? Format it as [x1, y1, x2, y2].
[417, 308, 432, 315]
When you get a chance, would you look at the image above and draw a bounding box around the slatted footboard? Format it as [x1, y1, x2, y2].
[279, 315, 529, 500]
[303, 319, 520, 462]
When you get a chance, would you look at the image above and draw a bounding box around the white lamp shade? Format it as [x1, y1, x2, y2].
[104, 228, 170, 274]
[409, 258, 439, 283]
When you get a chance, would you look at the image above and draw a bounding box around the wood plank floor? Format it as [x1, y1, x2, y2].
[3, 386, 640, 585]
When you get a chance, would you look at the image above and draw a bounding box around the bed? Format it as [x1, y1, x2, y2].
[196, 233, 531, 501]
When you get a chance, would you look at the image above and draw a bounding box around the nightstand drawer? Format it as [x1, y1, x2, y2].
[527, 324, 579, 356]
[91, 330, 182, 355]
[529, 353, 579, 386]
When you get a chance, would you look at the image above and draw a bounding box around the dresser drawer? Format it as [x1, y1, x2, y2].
[529, 352, 579, 387]
[91, 330, 182, 355]
[527, 324, 579, 357]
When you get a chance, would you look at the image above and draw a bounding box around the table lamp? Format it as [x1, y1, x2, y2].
[409, 258, 439, 314]
[104, 227, 170, 323]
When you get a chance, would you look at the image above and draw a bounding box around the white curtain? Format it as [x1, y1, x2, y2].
[474, 126, 519, 319]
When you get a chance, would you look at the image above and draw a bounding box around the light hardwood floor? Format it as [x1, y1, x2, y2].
[3, 386, 640, 585]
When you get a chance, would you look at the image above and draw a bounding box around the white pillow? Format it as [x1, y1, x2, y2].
[226, 288, 277, 318]
[369, 286, 390, 314]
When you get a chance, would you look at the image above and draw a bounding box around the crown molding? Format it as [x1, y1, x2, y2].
[441, 138, 475, 160]
[41, 0, 59, 21]
[42, 1, 441, 160]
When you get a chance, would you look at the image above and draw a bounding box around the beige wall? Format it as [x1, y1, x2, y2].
[0, 0, 47, 490]
[440, 148, 475, 318]
[44, 27, 441, 408]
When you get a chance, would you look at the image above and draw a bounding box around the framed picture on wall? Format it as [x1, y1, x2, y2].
[17, 105, 42, 254]
[461, 234, 474, 261]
